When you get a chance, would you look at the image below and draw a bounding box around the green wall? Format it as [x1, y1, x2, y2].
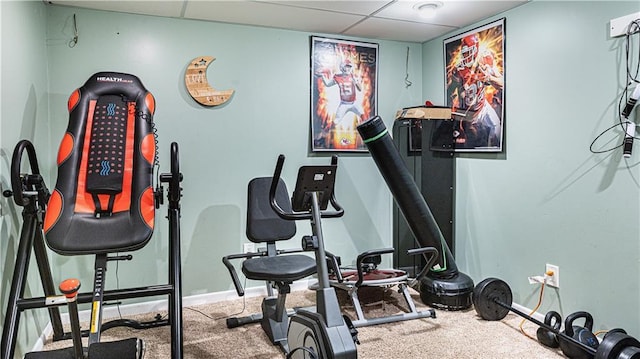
[422, 0, 640, 334]
[1, 1, 52, 356]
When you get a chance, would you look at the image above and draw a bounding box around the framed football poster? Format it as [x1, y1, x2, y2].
[310, 36, 378, 152]
[442, 18, 505, 152]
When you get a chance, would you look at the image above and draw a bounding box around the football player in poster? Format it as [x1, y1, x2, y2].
[321, 60, 366, 137]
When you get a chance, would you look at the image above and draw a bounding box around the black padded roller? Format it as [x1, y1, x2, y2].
[24, 348, 75, 359]
[357, 115, 458, 277]
[88, 338, 144, 358]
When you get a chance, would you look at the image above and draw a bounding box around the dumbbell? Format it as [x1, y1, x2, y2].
[537, 311, 561, 348]
[558, 311, 598, 359]
[473, 278, 640, 359]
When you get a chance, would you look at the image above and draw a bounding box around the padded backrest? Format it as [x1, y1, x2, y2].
[43, 72, 156, 255]
[246, 177, 296, 243]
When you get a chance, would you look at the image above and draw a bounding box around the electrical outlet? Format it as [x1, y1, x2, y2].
[545, 264, 559, 288]
[243, 243, 255, 253]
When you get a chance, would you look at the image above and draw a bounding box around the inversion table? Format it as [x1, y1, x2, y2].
[1, 72, 184, 359]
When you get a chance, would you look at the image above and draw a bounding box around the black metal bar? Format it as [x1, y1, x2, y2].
[493, 299, 597, 355]
[354, 248, 394, 287]
[167, 142, 184, 359]
[169, 204, 183, 359]
[407, 247, 440, 285]
[1, 203, 38, 359]
[66, 297, 85, 359]
[88, 255, 108, 345]
[15, 285, 177, 311]
[222, 255, 245, 297]
[310, 193, 331, 293]
[32, 225, 65, 340]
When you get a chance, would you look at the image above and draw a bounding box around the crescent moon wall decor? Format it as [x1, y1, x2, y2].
[185, 56, 234, 106]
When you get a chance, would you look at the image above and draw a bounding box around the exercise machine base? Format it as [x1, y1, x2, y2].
[420, 272, 474, 311]
[288, 310, 358, 359]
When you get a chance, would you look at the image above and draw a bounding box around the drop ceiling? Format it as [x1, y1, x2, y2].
[48, 0, 528, 43]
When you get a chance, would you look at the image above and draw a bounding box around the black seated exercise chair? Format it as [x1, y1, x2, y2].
[1, 72, 184, 359]
[222, 176, 318, 354]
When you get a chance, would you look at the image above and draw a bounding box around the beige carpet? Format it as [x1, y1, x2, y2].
[42, 286, 566, 358]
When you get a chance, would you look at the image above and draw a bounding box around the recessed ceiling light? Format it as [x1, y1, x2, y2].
[413, 1, 444, 19]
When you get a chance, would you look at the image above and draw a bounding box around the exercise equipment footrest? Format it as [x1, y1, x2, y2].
[88, 338, 144, 359]
[24, 347, 76, 359]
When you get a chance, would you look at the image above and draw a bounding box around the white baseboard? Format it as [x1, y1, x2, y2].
[512, 302, 545, 322]
[30, 324, 53, 353]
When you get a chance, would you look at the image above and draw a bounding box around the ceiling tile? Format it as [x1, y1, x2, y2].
[344, 16, 455, 43]
[376, 1, 524, 27]
[51, 0, 185, 18]
[183, 1, 365, 33]
[258, 1, 395, 15]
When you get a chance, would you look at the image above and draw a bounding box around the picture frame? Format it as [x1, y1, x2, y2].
[310, 36, 378, 152]
[440, 18, 505, 152]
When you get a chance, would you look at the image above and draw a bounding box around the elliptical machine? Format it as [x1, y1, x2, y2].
[269, 154, 358, 359]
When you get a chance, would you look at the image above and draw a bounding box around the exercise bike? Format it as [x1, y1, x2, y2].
[270, 155, 358, 359]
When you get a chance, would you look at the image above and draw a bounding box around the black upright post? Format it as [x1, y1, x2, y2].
[420, 118, 455, 258]
[1, 205, 39, 359]
[89, 254, 108, 345]
[166, 142, 183, 359]
[32, 228, 66, 341]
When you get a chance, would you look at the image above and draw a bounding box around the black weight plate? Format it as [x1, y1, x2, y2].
[595, 332, 640, 359]
[619, 346, 640, 359]
[604, 328, 627, 339]
[472, 278, 512, 321]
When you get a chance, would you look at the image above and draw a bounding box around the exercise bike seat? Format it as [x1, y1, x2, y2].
[243, 255, 317, 282]
[43, 72, 156, 255]
[241, 177, 316, 283]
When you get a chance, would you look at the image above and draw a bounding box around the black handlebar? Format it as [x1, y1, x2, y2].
[8, 140, 49, 208]
[159, 142, 183, 208]
[269, 154, 286, 214]
[268, 154, 344, 221]
[169, 142, 181, 202]
[326, 188, 344, 218]
[222, 253, 246, 297]
[408, 247, 440, 286]
[354, 248, 395, 287]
